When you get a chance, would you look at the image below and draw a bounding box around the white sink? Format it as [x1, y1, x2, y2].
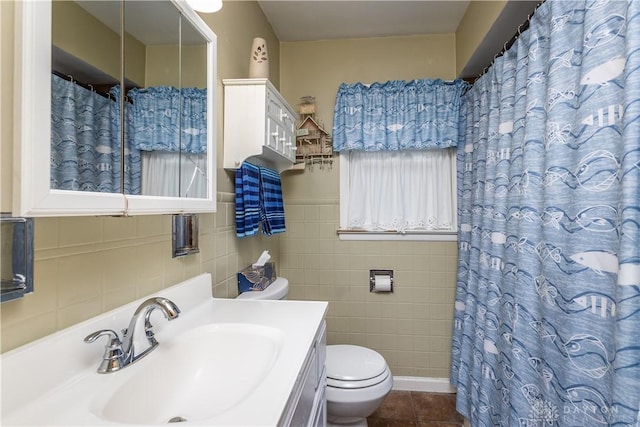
[93, 323, 284, 425]
[1, 273, 328, 426]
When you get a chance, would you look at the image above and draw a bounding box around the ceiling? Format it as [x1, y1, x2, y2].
[256, 0, 540, 78]
[257, 1, 470, 42]
[75, 1, 207, 45]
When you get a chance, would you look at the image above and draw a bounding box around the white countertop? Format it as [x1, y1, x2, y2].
[1, 273, 328, 426]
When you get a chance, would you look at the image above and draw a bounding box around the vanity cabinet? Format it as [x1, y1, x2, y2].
[281, 321, 327, 427]
[223, 79, 297, 172]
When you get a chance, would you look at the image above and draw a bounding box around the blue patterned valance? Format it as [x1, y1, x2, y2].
[332, 79, 468, 151]
[127, 86, 207, 154]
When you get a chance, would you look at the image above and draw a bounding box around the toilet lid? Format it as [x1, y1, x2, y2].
[326, 345, 388, 383]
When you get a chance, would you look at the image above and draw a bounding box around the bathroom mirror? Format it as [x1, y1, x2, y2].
[14, 0, 217, 217]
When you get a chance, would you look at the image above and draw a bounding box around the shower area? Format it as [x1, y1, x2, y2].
[451, 1, 640, 425]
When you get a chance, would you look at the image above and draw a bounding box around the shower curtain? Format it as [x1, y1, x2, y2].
[51, 75, 120, 192]
[451, 1, 640, 426]
[50, 76, 142, 194]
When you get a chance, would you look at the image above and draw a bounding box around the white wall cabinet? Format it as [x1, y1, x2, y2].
[223, 79, 297, 172]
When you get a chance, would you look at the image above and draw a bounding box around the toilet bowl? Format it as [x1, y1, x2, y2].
[325, 344, 392, 427]
[236, 277, 392, 426]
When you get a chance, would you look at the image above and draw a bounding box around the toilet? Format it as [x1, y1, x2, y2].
[236, 277, 393, 427]
[325, 344, 392, 426]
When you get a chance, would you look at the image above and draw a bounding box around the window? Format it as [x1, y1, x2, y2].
[339, 149, 457, 241]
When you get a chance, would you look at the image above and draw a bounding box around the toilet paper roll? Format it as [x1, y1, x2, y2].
[374, 275, 392, 292]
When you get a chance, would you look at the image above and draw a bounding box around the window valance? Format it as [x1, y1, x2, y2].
[127, 86, 207, 154]
[332, 79, 468, 152]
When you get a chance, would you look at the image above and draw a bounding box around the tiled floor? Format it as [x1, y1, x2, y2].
[367, 391, 464, 427]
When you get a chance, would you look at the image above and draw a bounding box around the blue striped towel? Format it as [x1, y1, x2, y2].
[235, 162, 261, 237]
[259, 166, 286, 235]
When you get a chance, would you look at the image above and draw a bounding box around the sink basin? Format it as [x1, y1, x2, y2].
[91, 323, 284, 425]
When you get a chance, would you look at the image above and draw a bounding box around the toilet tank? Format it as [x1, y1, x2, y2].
[235, 277, 289, 300]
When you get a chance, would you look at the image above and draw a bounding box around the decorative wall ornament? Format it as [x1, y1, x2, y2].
[295, 96, 333, 170]
[249, 37, 269, 79]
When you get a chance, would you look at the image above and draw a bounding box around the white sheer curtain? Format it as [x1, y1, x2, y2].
[141, 152, 207, 198]
[343, 149, 456, 232]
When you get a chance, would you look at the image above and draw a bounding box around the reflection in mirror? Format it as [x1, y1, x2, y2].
[125, 2, 208, 198]
[50, 0, 209, 199]
[179, 15, 209, 198]
[51, 0, 122, 194]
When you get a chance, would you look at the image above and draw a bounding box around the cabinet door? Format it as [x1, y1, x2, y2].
[281, 110, 296, 161]
[266, 117, 280, 151]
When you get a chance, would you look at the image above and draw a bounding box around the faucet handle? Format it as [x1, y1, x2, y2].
[84, 329, 125, 374]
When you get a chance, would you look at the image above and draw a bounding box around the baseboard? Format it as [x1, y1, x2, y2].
[392, 376, 457, 394]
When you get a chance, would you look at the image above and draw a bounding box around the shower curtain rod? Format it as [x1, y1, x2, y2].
[476, 1, 546, 82]
[52, 70, 114, 101]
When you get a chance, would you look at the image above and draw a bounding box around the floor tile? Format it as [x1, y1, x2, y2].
[367, 391, 463, 427]
[370, 390, 415, 421]
[411, 392, 463, 423]
[369, 419, 418, 427]
[417, 422, 463, 427]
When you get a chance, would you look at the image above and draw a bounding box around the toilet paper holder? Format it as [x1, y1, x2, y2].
[369, 269, 394, 293]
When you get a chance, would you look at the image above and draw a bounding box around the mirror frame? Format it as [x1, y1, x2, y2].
[13, 0, 217, 217]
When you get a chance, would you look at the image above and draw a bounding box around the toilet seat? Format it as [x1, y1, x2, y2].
[326, 345, 390, 389]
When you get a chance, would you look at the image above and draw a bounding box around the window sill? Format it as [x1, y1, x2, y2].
[337, 229, 457, 241]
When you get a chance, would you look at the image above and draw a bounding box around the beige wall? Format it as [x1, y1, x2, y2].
[278, 35, 459, 377]
[0, 0, 279, 353]
[145, 44, 207, 88]
[455, 0, 507, 78]
[52, 0, 146, 86]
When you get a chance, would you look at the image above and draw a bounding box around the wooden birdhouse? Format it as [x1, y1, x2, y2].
[295, 96, 333, 170]
[296, 116, 333, 167]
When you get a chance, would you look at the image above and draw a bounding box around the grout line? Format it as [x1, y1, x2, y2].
[409, 390, 419, 423]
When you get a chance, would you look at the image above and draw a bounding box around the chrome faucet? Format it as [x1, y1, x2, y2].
[84, 297, 180, 374]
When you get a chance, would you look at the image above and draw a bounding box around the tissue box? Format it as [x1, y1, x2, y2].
[237, 262, 277, 293]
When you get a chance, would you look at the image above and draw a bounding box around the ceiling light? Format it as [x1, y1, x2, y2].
[186, 0, 223, 13]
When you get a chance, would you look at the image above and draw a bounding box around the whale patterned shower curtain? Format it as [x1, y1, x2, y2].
[451, 1, 640, 426]
[51, 74, 120, 192]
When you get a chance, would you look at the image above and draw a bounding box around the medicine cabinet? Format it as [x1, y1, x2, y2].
[13, 0, 217, 216]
